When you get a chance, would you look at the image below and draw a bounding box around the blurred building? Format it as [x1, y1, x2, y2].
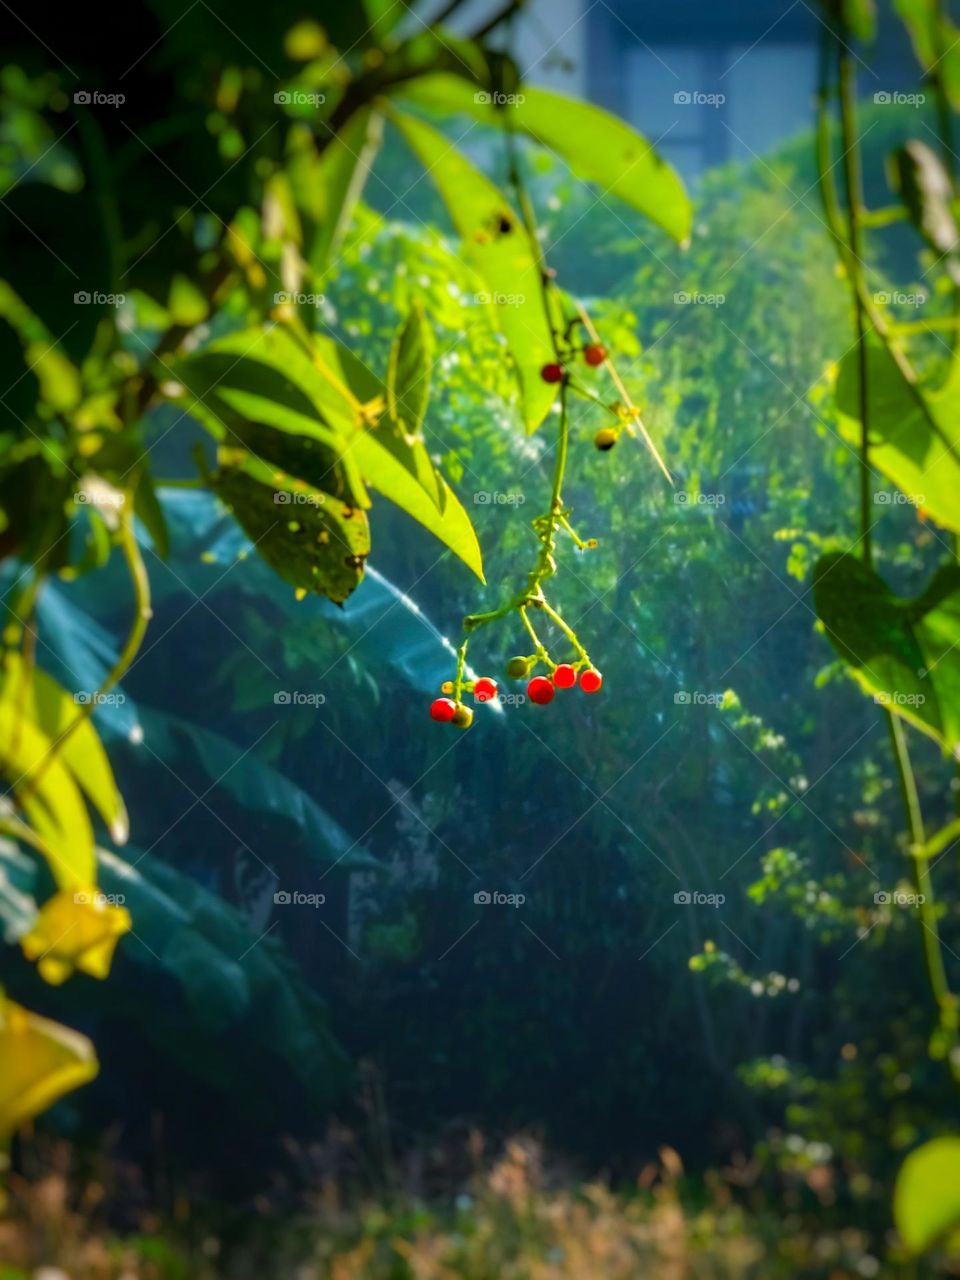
[442, 0, 926, 180]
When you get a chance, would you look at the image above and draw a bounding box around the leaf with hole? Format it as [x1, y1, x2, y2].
[398, 74, 692, 244]
[212, 462, 370, 604]
[390, 107, 556, 435]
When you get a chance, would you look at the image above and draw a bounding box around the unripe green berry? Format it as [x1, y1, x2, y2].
[506, 655, 531, 679]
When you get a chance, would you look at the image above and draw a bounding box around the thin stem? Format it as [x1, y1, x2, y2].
[18, 505, 151, 803]
[539, 599, 590, 665]
[823, 12, 959, 1079]
[837, 34, 873, 564]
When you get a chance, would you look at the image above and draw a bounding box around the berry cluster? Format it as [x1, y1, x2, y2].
[429, 675, 499, 730]
[507, 657, 602, 706]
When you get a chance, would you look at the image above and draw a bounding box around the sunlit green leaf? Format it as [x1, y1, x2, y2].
[834, 340, 960, 533]
[398, 74, 692, 244]
[895, 0, 960, 108]
[895, 1137, 960, 1254]
[0, 700, 95, 888]
[1, 655, 128, 843]
[386, 301, 442, 510]
[390, 106, 556, 433]
[813, 552, 960, 755]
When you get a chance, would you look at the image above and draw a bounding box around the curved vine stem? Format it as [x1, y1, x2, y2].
[17, 502, 151, 804]
[821, 12, 960, 1081]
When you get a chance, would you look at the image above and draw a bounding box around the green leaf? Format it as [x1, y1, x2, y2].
[174, 328, 483, 579]
[813, 552, 960, 755]
[390, 106, 557, 433]
[844, 0, 877, 41]
[386, 301, 442, 510]
[363, 0, 408, 42]
[306, 107, 383, 276]
[133, 472, 170, 559]
[895, 0, 960, 108]
[167, 274, 209, 327]
[834, 340, 960, 533]
[890, 140, 960, 279]
[398, 74, 692, 244]
[0, 702, 95, 889]
[895, 1137, 960, 1254]
[171, 327, 370, 509]
[97, 846, 350, 1109]
[212, 464, 370, 604]
[0, 657, 128, 844]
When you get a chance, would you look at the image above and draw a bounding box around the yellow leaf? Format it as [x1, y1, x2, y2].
[0, 994, 98, 1138]
[21, 888, 131, 985]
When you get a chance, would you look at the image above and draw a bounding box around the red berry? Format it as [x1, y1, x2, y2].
[527, 675, 555, 705]
[584, 343, 607, 367]
[579, 668, 603, 694]
[540, 362, 564, 384]
[473, 676, 498, 703]
[430, 697, 457, 722]
[553, 663, 577, 689]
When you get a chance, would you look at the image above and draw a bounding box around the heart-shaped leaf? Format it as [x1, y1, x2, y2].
[813, 551, 960, 756]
